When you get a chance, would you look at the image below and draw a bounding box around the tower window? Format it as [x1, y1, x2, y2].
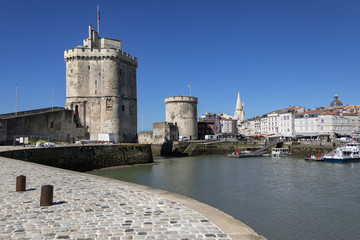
[71, 69, 73, 73]
[95, 80, 97, 85]
[88, 66, 90, 70]
[50, 122, 54, 128]
[122, 105, 125, 111]
[95, 90, 97, 95]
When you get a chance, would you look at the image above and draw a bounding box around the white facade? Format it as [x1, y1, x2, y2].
[318, 113, 360, 137]
[220, 118, 237, 134]
[278, 112, 294, 136]
[294, 111, 320, 137]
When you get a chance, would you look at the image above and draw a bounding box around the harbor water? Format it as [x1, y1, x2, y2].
[89, 155, 360, 240]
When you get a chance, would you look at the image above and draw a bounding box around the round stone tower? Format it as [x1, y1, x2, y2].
[165, 95, 198, 140]
[64, 25, 138, 143]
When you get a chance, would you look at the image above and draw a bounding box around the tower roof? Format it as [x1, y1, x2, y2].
[331, 94, 343, 107]
[235, 92, 242, 111]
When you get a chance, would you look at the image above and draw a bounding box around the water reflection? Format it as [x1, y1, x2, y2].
[89, 155, 360, 240]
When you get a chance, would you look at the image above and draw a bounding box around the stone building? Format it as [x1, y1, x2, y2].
[0, 108, 84, 144]
[165, 95, 198, 140]
[64, 25, 138, 143]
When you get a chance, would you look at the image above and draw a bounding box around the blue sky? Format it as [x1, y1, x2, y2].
[1, 0, 359, 131]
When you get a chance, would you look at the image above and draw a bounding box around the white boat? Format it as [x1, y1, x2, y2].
[323, 142, 360, 163]
[271, 148, 290, 157]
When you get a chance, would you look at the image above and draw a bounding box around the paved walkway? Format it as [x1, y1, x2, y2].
[0, 156, 265, 240]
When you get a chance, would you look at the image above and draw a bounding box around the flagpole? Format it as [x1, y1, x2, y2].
[52, 86, 54, 111]
[15, 84, 18, 116]
[97, 5, 100, 34]
[188, 84, 191, 97]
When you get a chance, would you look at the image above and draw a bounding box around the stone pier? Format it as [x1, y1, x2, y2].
[0, 156, 265, 240]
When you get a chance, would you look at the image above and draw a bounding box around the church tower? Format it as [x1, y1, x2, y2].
[64, 25, 138, 143]
[234, 92, 245, 121]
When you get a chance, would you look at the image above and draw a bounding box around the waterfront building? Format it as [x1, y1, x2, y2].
[317, 112, 360, 139]
[294, 104, 360, 140]
[64, 25, 138, 143]
[294, 110, 322, 139]
[198, 112, 218, 140]
[198, 112, 238, 139]
[239, 106, 305, 138]
[278, 112, 295, 137]
[219, 116, 238, 138]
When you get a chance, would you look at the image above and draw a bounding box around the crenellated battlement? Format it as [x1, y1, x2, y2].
[64, 47, 137, 66]
[165, 95, 198, 104]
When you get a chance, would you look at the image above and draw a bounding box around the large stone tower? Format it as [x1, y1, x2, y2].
[165, 96, 198, 140]
[64, 25, 138, 143]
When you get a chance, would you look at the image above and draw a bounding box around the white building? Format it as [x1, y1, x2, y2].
[278, 112, 295, 137]
[294, 110, 321, 139]
[318, 112, 360, 138]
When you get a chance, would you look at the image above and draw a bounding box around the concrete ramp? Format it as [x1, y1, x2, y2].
[252, 141, 283, 154]
[183, 143, 198, 155]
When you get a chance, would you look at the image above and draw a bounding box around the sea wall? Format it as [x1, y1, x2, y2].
[151, 141, 261, 156]
[0, 144, 153, 172]
[291, 142, 336, 156]
[151, 141, 338, 157]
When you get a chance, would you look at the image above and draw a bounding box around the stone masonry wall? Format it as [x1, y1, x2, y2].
[0, 144, 153, 172]
[1, 109, 85, 144]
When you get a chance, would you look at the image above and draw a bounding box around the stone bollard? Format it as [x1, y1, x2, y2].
[40, 185, 53, 206]
[16, 175, 26, 192]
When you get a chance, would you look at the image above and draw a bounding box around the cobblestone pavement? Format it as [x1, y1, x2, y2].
[0, 157, 231, 240]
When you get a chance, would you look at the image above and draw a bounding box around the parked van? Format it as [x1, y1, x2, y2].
[205, 135, 218, 141]
[339, 137, 350, 143]
[178, 136, 188, 142]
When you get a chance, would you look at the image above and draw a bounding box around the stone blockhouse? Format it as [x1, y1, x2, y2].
[0, 107, 84, 144]
[138, 122, 179, 145]
[64, 25, 138, 143]
[165, 96, 198, 140]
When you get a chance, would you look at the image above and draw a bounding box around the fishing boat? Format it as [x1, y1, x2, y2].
[323, 142, 360, 163]
[304, 155, 324, 162]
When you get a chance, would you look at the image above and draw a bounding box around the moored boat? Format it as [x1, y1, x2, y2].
[271, 148, 290, 157]
[304, 155, 324, 162]
[323, 142, 360, 163]
[228, 151, 263, 158]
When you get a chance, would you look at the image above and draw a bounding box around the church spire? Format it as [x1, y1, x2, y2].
[234, 92, 244, 121]
[235, 92, 242, 111]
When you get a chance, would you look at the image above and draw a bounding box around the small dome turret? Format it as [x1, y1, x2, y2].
[331, 94, 343, 107]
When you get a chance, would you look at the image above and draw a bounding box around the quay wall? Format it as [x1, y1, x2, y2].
[0, 144, 153, 172]
[151, 141, 338, 157]
[151, 141, 260, 156]
[291, 144, 336, 157]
